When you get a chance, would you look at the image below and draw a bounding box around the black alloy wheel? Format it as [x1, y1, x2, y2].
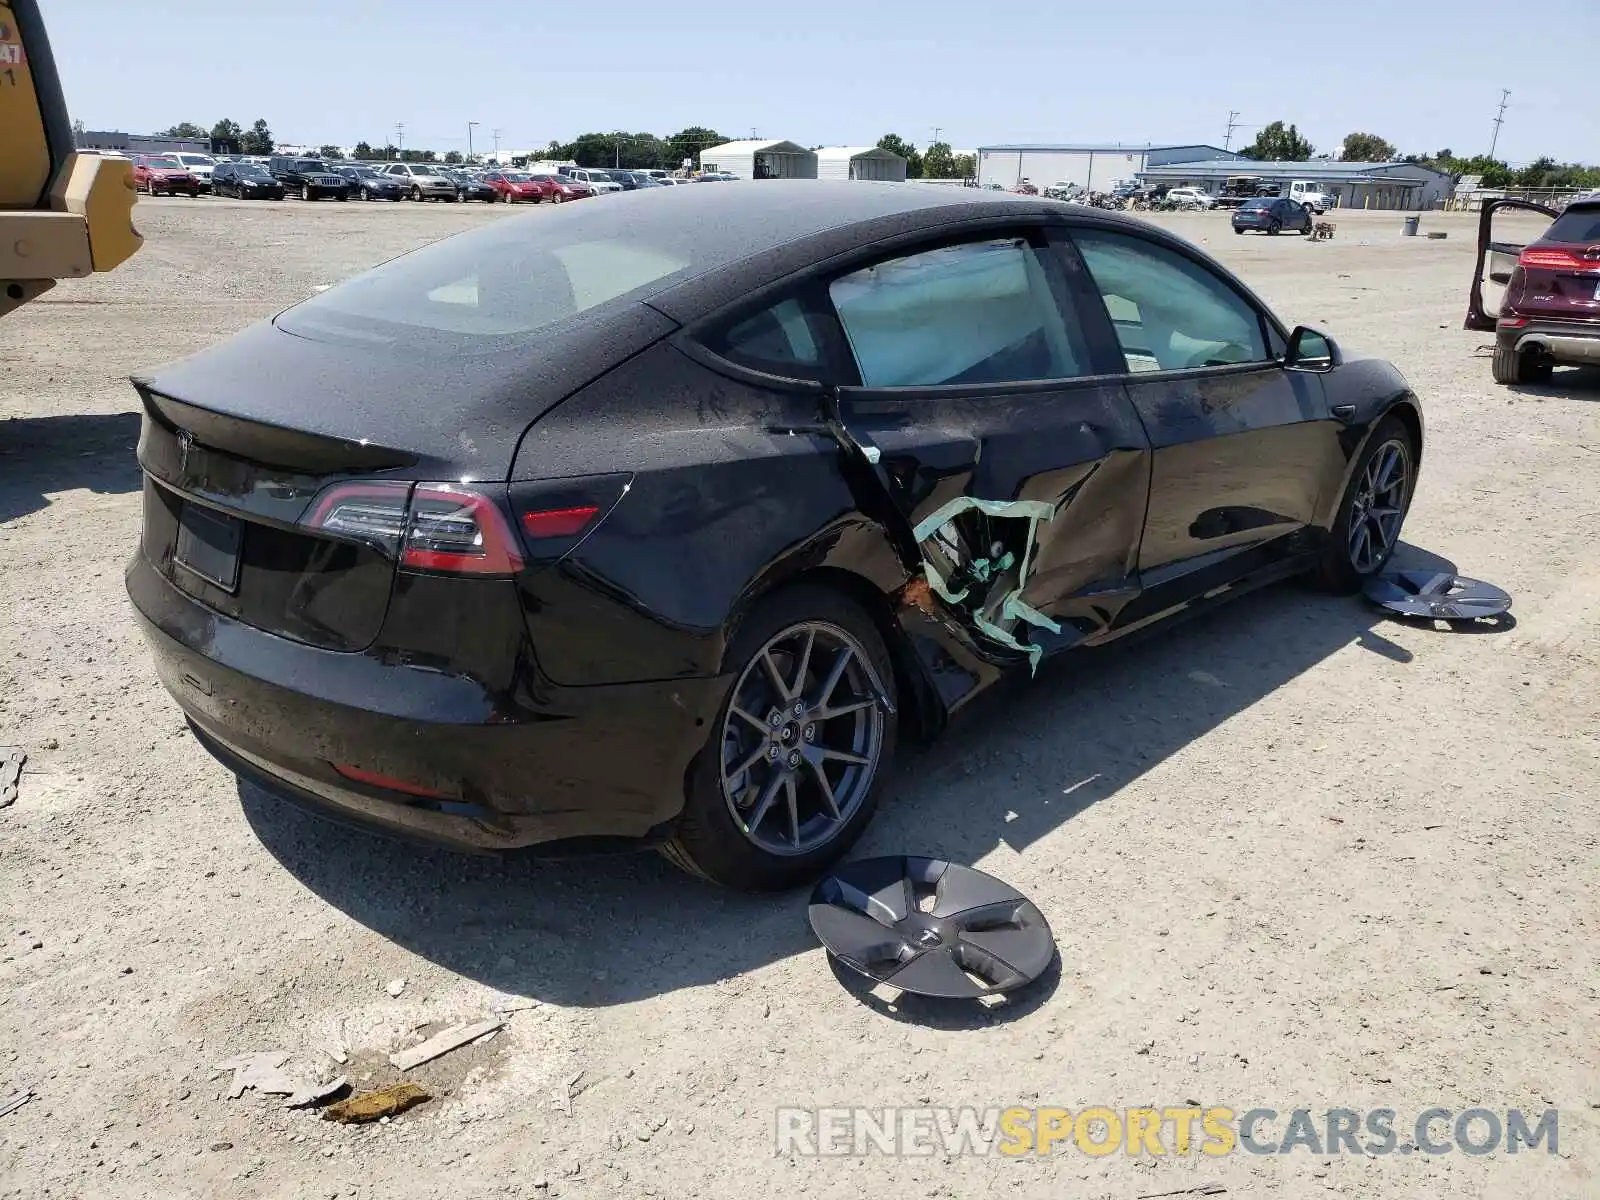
[1316, 416, 1415, 591]
[664, 586, 896, 890]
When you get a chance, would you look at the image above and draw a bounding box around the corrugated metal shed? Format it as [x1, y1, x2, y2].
[815, 146, 907, 183]
[976, 143, 1239, 190]
[697, 139, 818, 180]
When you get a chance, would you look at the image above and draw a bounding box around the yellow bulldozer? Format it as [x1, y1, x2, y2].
[1, 0, 141, 318]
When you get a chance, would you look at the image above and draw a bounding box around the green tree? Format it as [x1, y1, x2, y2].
[664, 126, 725, 169]
[1339, 132, 1395, 161]
[318, 144, 344, 160]
[163, 122, 207, 139]
[1240, 121, 1314, 161]
[922, 141, 957, 179]
[210, 118, 242, 145]
[380, 143, 399, 161]
[352, 141, 374, 159]
[239, 119, 274, 155]
[443, 150, 463, 164]
[876, 133, 923, 178]
[952, 152, 977, 180]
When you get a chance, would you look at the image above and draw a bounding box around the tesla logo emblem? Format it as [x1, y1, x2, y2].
[177, 429, 194, 473]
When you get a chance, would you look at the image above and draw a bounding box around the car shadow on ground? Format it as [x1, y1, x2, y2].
[241, 542, 1453, 1011]
[1508, 364, 1600, 399]
[0, 412, 142, 524]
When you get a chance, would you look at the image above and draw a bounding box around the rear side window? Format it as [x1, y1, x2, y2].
[1074, 229, 1268, 372]
[702, 296, 827, 379]
[827, 238, 1086, 388]
[1546, 206, 1600, 243]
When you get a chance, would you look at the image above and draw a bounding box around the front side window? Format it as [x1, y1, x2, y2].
[1074, 229, 1269, 373]
[827, 238, 1085, 388]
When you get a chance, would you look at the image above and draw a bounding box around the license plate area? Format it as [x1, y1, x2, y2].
[174, 502, 243, 593]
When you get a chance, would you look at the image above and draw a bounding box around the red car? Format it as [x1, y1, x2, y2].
[481, 170, 545, 203]
[132, 154, 201, 197]
[528, 173, 596, 203]
[1468, 195, 1600, 384]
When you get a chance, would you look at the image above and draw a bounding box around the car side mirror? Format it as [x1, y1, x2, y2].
[1285, 325, 1340, 373]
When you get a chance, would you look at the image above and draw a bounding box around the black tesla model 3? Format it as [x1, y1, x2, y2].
[127, 182, 1423, 889]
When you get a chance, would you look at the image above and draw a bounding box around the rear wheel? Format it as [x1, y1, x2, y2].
[1491, 344, 1553, 385]
[663, 585, 898, 891]
[1315, 416, 1415, 592]
[1267, 218, 1282, 235]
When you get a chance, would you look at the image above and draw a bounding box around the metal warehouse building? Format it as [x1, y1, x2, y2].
[1135, 159, 1455, 211]
[815, 146, 907, 182]
[698, 139, 818, 180]
[977, 143, 1241, 191]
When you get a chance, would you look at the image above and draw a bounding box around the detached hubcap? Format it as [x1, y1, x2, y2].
[1348, 439, 1410, 573]
[720, 622, 884, 857]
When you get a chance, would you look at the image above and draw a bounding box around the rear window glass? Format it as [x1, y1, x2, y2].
[1546, 205, 1600, 244]
[277, 211, 698, 348]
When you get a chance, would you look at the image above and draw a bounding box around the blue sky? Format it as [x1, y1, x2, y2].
[48, 0, 1599, 163]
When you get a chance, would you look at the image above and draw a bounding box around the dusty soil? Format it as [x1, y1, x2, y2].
[1, 198, 1597, 1199]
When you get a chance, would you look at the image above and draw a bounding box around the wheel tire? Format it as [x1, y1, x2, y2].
[550, 191, 564, 204]
[1491, 345, 1553, 385]
[301, 184, 312, 201]
[360, 187, 371, 201]
[1233, 227, 1244, 235]
[662, 584, 899, 891]
[411, 186, 422, 202]
[1314, 415, 1416, 593]
[1267, 219, 1282, 236]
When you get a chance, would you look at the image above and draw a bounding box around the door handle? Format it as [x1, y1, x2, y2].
[1331, 404, 1357, 422]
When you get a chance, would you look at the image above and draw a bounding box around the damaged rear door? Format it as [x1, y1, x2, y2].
[825, 229, 1152, 673]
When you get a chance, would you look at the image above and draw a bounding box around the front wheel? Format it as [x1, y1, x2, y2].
[411, 186, 422, 201]
[662, 585, 898, 891]
[1314, 416, 1416, 592]
[360, 187, 371, 201]
[301, 184, 312, 201]
[549, 190, 564, 204]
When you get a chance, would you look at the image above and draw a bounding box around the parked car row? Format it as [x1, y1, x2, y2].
[130, 153, 737, 205]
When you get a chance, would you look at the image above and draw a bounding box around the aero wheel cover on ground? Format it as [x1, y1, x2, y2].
[719, 620, 886, 858]
[1364, 570, 1512, 621]
[809, 857, 1054, 999]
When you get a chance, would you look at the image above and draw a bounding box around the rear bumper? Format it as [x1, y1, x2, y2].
[126, 550, 728, 853]
[1498, 319, 1600, 364]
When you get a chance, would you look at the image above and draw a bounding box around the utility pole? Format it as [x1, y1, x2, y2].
[1488, 89, 1510, 159]
[467, 121, 478, 159]
[394, 122, 404, 160]
[1223, 111, 1242, 152]
[492, 128, 502, 160]
[931, 126, 943, 146]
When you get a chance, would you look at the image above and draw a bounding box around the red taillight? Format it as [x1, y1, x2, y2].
[402, 484, 525, 575]
[331, 763, 452, 799]
[1519, 246, 1600, 272]
[520, 505, 598, 539]
[304, 481, 524, 576]
[1499, 316, 1529, 328]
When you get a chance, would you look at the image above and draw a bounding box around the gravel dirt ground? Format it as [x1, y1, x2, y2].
[1, 198, 1597, 1199]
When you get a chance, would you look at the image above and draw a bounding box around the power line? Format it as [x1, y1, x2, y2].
[1488, 89, 1510, 159]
